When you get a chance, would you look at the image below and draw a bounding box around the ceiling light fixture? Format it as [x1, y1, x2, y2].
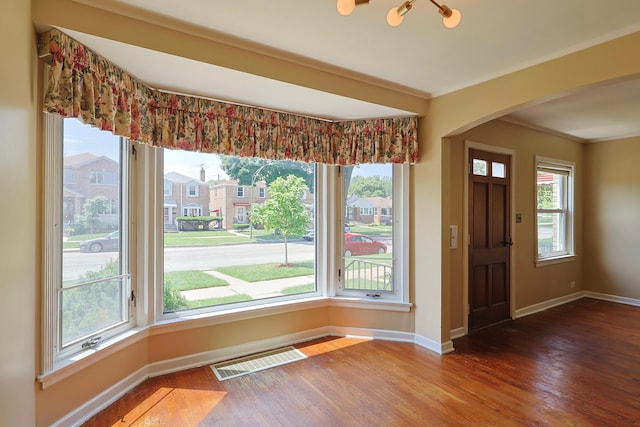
[337, 0, 461, 28]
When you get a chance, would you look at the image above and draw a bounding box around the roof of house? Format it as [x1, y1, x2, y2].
[164, 172, 203, 184]
[65, 153, 117, 168]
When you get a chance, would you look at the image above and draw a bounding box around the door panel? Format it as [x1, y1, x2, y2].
[469, 149, 511, 331]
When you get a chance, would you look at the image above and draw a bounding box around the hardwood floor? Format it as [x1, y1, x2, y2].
[82, 298, 640, 426]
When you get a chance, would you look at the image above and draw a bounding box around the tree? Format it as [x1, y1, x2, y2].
[220, 156, 314, 190]
[251, 175, 311, 266]
[348, 175, 392, 198]
[82, 195, 110, 234]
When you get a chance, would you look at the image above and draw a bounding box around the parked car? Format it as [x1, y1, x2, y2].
[303, 230, 315, 241]
[79, 231, 119, 253]
[344, 232, 386, 257]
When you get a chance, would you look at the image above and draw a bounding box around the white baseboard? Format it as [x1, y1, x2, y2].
[51, 365, 149, 427]
[414, 333, 454, 354]
[450, 327, 466, 340]
[584, 291, 640, 307]
[148, 326, 332, 378]
[514, 291, 585, 318]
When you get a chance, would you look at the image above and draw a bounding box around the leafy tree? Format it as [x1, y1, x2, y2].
[82, 195, 110, 234]
[220, 156, 314, 190]
[348, 175, 392, 198]
[537, 184, 554, 209]
[251, 175, 311, 266]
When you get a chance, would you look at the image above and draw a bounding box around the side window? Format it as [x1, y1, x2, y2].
[44, 116, 131, 369]
[340, 164, 406, 300]
[536, 157, 575, 263]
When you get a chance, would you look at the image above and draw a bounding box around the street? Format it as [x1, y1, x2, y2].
[63, 241, 316, 281]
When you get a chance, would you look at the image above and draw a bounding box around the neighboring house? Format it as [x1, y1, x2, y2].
[347, 196, 392, 225]
[209, 179, 269, 229]
[63, 153, 120, 230]
[163, 168, 210, 230]
[210, 179, 314, 229]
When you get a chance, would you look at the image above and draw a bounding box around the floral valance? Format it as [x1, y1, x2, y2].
[38, 29, 418, 165]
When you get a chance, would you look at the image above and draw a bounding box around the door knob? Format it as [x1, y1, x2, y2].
[503, 238, 513, 246]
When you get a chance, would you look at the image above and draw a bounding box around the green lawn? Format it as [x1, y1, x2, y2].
[164, 231, 252, 246]
[216, 261, 314, 282]
[281, 283, 315, 294]
[164, 270, 228, 291]
[185, 294, 252, 308]
[348, 225, 392, 237]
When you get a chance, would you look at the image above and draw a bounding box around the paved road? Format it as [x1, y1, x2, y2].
[63, 236, 392, 281]
[63, 241, 315, 281]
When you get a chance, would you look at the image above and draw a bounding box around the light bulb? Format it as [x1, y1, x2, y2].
[443, 8, 461, 28]
[386, 7, 404, 27]
[337, 0, 356, 16]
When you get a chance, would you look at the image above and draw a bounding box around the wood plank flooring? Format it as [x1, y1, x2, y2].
[82, 298, 640, 426]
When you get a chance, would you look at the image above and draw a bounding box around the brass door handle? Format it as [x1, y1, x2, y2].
[503, 238, 513, 246]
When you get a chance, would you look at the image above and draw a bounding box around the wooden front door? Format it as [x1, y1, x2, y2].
[468, 149, 512, 331]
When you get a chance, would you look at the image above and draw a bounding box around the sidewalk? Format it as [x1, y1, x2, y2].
[180, 270, 314, 301]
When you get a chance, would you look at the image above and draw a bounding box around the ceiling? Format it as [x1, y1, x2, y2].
[61, 0, 640, 142]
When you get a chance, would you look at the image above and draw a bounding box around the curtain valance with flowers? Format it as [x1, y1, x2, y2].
[38, 29, 418, 165]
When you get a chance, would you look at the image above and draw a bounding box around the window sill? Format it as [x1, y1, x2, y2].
[329, 297, 413, 312]
[535, 254, 576, 267]
[38, 295, 411, 389]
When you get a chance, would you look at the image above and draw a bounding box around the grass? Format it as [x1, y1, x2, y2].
[216, 261, 314, 282]
[281, 283, 315, 294]
[164, 231, 252, 246]
[348, 225, 392, 237]
[185, 294, 252, 308]
[164, 270, 228, 291]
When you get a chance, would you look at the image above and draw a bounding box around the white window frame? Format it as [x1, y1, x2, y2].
[163, 179, 172, 196]
[333, 164, 410, 306]
[42, 115, 133, 374]
[535, 156, 575, 266]
[258, 187, 266, 198]
[237, 186, 245, 198]
[186, 182, 199, 197]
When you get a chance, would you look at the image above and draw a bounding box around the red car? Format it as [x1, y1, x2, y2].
[344, 233, 387, 257]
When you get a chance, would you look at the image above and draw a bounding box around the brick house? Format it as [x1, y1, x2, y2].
[346, 196, 392, 225]
[210, 179, 314, 230]
[163, 169, 210, 230]
[63, 153, 120, 231]
[209, 179, 268, 229]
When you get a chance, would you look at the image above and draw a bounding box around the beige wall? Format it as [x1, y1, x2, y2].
[584, 137, 640, 298]
[0, 0, 37, 425]
[447, 120, 584, 330]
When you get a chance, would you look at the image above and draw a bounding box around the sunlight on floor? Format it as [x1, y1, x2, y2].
[111, 387, 227, 427]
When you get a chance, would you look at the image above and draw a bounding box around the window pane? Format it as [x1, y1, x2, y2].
[473, 159, 487, 176]
[537, 212, 566, 256]
[163, 151, 316, 313]
[61, 118, 126, 347]
[61, 278, 126, 345]
[492, 162, 505, 178]
[537, 170, 565, 209]
[343, 164, 393, 292]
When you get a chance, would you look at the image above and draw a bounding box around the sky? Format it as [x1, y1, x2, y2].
[64, 118, 392, 181]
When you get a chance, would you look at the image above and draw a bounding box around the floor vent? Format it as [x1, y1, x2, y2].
[210, 346, 307, 381]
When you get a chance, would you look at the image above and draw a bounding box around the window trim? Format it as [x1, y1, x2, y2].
[535, 156, 575, 266]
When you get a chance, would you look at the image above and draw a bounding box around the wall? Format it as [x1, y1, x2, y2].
[447, 120, 584, 330]
[584, 137, 640, 298]
[0, 0, 37, 425]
